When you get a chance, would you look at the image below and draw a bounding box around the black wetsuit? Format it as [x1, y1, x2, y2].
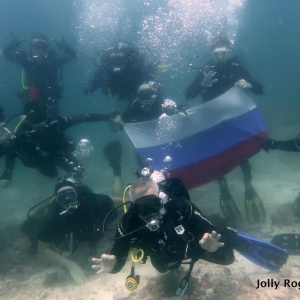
[264, 139, 300, 152]
[109, 198, 234, 274]
[83, 45, 160, 103]
[185, 57, 263, 102]
[36, 185, 116, 254]
[3, 41, 76, 118]
[0, 114, 110, 181]
[83, 62, 156, 101]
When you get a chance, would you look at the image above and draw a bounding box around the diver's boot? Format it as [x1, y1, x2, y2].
[244, 180, 266, 224]
[218, 177, 243, 224]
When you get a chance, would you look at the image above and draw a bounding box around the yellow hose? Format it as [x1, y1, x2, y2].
[122, 185, 145, 263]
[14, 114, 27, 134]
[21, 69, 28, 90]
[122, 184, 131, 213]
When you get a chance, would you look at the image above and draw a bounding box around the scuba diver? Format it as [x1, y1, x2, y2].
[84, 41, 167, 197]
[3, 33, 76, 119]
[21, 177, 117, 284]
[101, 82, 179, 197]
[185, 35, 263, 101]
[91, 177, 288, 297]
[0, 101, 111, 187]
[118, 83, 165, 123]
[185, 35, 265, 224]
[83, 41, 162, 104]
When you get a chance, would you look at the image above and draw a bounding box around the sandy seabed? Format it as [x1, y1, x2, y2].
[1, 149, 300, 300]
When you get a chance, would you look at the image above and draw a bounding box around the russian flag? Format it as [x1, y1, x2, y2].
[124, 87, 267, 189]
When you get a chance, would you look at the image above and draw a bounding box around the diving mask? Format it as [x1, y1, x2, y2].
[32, 39, 48, 51]
[109, 53, 127, 72]
[56, 187, 79, 214]
[135, 194, 165, 231]
[31, 38, 49, 58]
[212, 47, 230, 63]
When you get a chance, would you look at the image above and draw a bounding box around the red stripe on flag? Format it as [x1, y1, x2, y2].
[170, 132, 267, 189]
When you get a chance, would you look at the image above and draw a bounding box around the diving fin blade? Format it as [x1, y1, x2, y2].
[271, 233, 300, 255]
[220, 189, 243, 224]
[245, 185, 266, 224]
[234, 233, 288, 272]
[176, 277, 189, 298]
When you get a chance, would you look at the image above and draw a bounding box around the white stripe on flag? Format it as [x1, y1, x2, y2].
[124, 87, 257, 148]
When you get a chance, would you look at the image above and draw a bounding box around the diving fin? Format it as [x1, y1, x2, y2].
[234, 232, 288, 272]
[218, 178, 243, 224]
[103, 140, 122, 164]
[103, 140, 122, 176]
[176, 260, 195, 298]
[244, 183, 266, 224]
[271, 233, 300, 255]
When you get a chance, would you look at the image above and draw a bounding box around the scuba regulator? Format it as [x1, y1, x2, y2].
[146, 219, 160, 232]
[125, 266, 140, 290]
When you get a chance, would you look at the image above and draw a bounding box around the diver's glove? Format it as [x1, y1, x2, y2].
[103, 141, 122, 176]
